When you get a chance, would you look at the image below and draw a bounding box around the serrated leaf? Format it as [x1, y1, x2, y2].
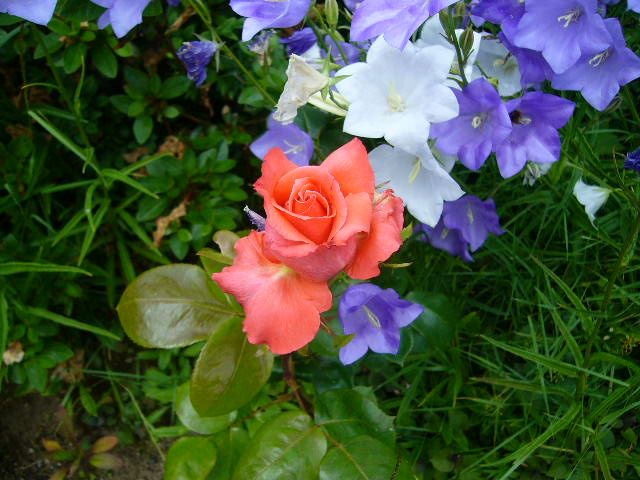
[191, 317, 273, 417]
[117, 265, 237, 349]
[232, 411, 326, 480]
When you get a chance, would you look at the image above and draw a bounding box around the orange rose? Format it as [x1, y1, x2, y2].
[213, 138, 405, 354]
[256, 138, 404, 281]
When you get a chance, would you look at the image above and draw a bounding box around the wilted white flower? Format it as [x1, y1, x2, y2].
[472, 36, 522, 97]
[274, 55, 329, 124]
[573, 178, 611, 224]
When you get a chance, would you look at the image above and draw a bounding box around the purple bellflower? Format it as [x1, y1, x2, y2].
[471, 0, 524, 38]
[418, 195, 504, 262]
[250, 115, 314, 166]
[431, 78, 512, 171]
[167, 0, 181, 6]
[281, 27, 317, 56]
[230, 0, 311, 42]
[176, 40, 218, 87]
[511, 0, 611, 74]
[322, 35, 362, 66]
[551, 18, 640, 111]
[350, 0, 458, 51]
[625, 148, 640, 172]
[417, 222, 474, 262]
[495, 91, 575, 178]
[0, 0, 57, 25]
[630, 0, 640, 12]
[91, 0, 153, 38]
[339, 283, 423, 365]
[499, 33, 554, 87]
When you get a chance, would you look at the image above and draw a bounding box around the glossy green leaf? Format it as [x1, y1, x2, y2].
[117, 264, 236, 348]
[164, 437, 217, 480]
[232, 411, 326, 480]
[209, 428, 250, 480]
[315, 387, 395, 448]
[190, 317, 273, 416]
[319, 435, 396, 480]
[176, 382, 236, 435]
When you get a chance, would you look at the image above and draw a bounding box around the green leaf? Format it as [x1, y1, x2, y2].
[232, 411, 326, 480]
[165, 437, 217, 480]
[160, 76, 192, 99]
[89, 453, 123, 470]
[319, 435, 396, 480]
[63, 43, 86, 74]
[176, 382, 236, 435]
[315, 388, 395, 448]
[134, 115, 153, 144]
[0, 262, 91, 276]
[191, 317, 273, 417]
[93, 42, 118, 78]
[79, 385, 99, 417]
[117, 264, 236, 349]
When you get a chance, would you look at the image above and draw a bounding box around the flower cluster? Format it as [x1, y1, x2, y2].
[213, 139, 406, 355]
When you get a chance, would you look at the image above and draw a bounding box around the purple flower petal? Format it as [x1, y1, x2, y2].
[0, 0, 57, 25]
[442, 196, 504, 252]
[250, 115, 314, 166]
[338, 284, 423, 365]
[90, 0, 152, 38]
[431, 78, 512, 171]
[231, 0, 311, 42]
[177, 40, 218, 87]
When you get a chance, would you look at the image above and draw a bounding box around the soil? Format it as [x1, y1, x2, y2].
[0, 392, 164, 480]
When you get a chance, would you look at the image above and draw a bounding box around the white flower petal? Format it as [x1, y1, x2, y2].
[274, 55, 329, 124]
[573, 178, 611, 224]
[371, 144, 464, 226]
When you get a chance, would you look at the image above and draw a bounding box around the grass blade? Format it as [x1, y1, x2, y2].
[24, 306, 120, 341]
[0, 262, 91, 276]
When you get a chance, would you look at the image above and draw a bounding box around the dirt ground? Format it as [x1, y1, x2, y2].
[0, 392, 164, 480]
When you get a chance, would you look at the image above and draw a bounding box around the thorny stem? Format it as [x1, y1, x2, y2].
[577, 208, 640, 402]
[282, 354, 313, 416]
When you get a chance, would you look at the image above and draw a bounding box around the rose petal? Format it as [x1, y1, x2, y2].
[213, 232, 332, 354]
[322, 138, 375, 198]
[347, 190, 404, 279]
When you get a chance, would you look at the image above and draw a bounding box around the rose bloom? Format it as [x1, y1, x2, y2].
[213, 139, 405, 354]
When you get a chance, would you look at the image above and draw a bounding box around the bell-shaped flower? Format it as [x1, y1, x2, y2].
[230, 0, 311, 42]
[431, 78, 512, 171]
[551, 18, 640, 111]
[338, 283, 423, 365]
[625, 148, 640, 172]
[176, 40, 218, 87]
[417, 194, 504, 261]
[369, 143, 463, 227]
[495, 91, 575, 178]
[472, 36, 522, 97]
[281, 27, 317, 56]
[0, 0, 56, 25]
[629, 0, 640, 12]
[416, 16, 483, 88]
[91, 0, 153, 38]
[250, 115, 314, 166]
[336, 36, 458, 151]
[511, 0, 611, 74]
[573, 179, 610, 224]
[274, 55, 329, 124]
[350, 0, 458, 51]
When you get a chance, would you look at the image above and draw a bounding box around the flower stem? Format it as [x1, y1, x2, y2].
[282, 354, 313, 416]
[187, 0, 276, 105]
